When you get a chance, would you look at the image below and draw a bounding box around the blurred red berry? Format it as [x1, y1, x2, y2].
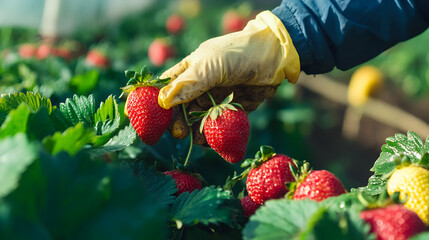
[166, 14, 186, 34]
[222, 11, 248, 34]
[148, 39, 175, 66]
[35, 44, 52, 60]
[18, 44, 37, 58]
[85, 50, 110, 68]
[52, 47, 72, 61]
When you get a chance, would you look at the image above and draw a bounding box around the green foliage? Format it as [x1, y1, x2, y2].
[171, 186, 242, 229]
[0, 92, 53, 125]
[411, 232, 429, 240]
[0, 103, 31, 139]
[42, 123, 95, 156]
[55, 94, 122, 146]
[243, 199, 372, 240]
[88, 123, 137, 157]
[0, 133, 38, 198]
[0, 139, 170, 239]
[128, 160, 178, 205]
[357, 131, 429, 195]
[70, 70, 99, 95]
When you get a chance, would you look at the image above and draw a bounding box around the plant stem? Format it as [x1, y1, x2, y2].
[206, 91, 217, 106]
[182, 104, 193, 166]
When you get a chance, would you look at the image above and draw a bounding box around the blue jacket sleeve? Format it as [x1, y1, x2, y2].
[272, 0, 429, 74]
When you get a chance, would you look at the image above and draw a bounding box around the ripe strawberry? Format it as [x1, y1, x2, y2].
[240, 146, 296, 204]
[122, 66, 172, 145]
[164, 170, 202, 196]
[360, 204, 426, 240]
[148, 39, 175, 67]
[166, 14, 186, 34]
[198, 93, 250, 163]
[222, 11, 248, 34]
[241, 195, 261, 217]
[86, 49, 110, 68]
[387, 165, 429, 225]
[52, 47, 72, 61]
[35, 44, 52, 60]
[292, 169, 347, 201]
[18, 44, 37, 58]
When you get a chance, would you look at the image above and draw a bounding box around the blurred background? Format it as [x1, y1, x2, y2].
[1, 0, 428, 190]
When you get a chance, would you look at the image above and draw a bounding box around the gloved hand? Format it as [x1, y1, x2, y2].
[158, 10, 301, 110]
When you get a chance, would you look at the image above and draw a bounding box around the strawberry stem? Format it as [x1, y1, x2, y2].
[206, 91, 217, 106]
[182, 104, 193, 166]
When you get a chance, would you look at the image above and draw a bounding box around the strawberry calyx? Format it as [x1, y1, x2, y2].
[189, 92, 244, 133]
[380, 153, 429, 181]
[285, 160, 312, 199]
[120, 66, 170, 94]
[358, 190, 406, 210]
[171, 156, 208, 186]
[229, 145, 277, 182]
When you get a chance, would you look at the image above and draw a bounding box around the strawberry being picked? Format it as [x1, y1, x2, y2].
[288, 162, 347, 201]
[194, 92, 250, 164]
[122, 66, 172, 145]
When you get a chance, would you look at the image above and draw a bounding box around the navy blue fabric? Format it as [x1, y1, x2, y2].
[272, 0, 429, 74]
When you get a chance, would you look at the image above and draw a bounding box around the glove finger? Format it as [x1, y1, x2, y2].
[160, 56, 190, 80]
[158, 66, 216, 109]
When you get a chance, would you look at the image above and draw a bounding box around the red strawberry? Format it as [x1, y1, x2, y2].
[166, 14, 186, 34]
[246, 149, 296, 204]
[199, 93, 250, 163]
[148, 39, 175, 67]
[18, 44, 37, 58]
[360, 204, 426, 240]
[52, 47, 72, 61]
[291, 169, 347, 201]
[222, 11, 248, 34]
[241, 195, 261, 217]
[35, 44, 52, 60]
[86, 49, 110, 68]
[122, 67, 172, 145]
[164, 170, 202, 196]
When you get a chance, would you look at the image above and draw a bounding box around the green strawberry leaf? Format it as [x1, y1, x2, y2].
[127, 160, 177, 205]
[0, 149, 169, 240]
[0, 91, 53, 125]
[410, 232, 429, 240]
[372, 131, 427, 175]
[87, 123, 137, 157]
[42, 123, 95, 156]
[93, 95, 121, 146]
[0, 103, 31, 139]
[56, 94, 122, 146]
[0, 133, 38, 198]
[69, 70, 99, 95]
[352, 174, 387, 196]
[360, 131, 429, 196]
[59, 94, 96, 128]
[243, 199, 372, 240]
[322, 193, 365, 211]
[171, 186, 241, 228]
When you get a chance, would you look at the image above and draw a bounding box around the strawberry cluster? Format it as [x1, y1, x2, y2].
[121, 67, 428, 239]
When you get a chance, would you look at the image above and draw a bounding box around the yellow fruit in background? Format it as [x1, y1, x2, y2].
[387, 166, 429, 225]
[178, 0, 201, 19]
[347, 65, 384, 106]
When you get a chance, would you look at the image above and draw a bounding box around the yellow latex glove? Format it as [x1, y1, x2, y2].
[158, 10, 300, 109]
